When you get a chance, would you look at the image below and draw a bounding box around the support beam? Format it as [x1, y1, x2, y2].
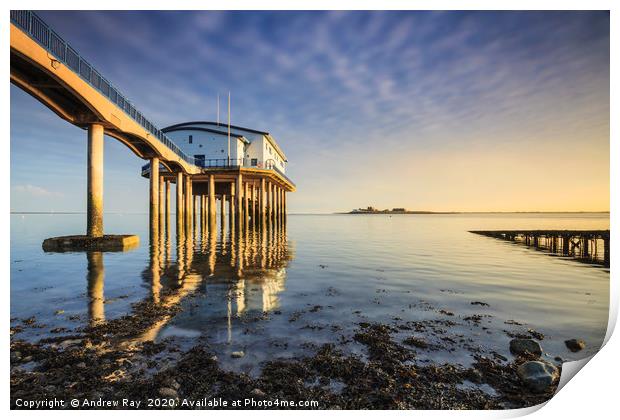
[176, 172, 184, 234]
[260, 178, 266, 221]
[87, 124, 104, 237]
[149, 156, 160, 239]
[159, 175, 165, 233]
[209, 174, 217, 225]
[185, 176, 192, 230]
[236, 173, 243, 221]
[244, 182, 250, 225]
[165, 180, 171, 234]
[229, 181, 236, 228]
[221, 194, 226, 227]
[251, 184, 256, 223]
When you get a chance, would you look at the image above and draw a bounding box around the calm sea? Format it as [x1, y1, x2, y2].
[10, 213, 609, 374]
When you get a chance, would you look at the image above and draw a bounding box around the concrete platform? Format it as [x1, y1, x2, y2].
[42, 235, 139, 252]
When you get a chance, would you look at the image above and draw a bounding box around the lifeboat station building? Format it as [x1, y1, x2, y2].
[142, 121, 295, 233]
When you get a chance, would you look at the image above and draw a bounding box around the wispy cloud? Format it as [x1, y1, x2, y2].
[12, 184, 63, 197]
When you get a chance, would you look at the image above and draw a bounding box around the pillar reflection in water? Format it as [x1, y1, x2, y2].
[86, 251, 105, 326]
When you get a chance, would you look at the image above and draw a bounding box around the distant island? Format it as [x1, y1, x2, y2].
[344, 206, 458, 215]
[339, 207, 610, 215]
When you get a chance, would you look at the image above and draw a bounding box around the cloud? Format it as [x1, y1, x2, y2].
[12, 184, 63, 197]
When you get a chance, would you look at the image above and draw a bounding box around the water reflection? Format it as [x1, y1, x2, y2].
[85, 214, 292, 341]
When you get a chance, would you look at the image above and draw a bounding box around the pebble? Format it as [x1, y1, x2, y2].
[158, 387, 178, 398]
[516, 360, 559, 393]
[564, 339, 585, 352]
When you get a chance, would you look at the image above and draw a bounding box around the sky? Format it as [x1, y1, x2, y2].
[10, 11, 610, 213]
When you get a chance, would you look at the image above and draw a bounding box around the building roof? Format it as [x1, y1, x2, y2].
[162, 121, 288, 161]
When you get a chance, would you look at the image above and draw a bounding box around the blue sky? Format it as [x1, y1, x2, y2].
[11, 11, 609, 212]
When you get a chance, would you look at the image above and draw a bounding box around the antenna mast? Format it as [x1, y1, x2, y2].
[227, 91, 231, 165]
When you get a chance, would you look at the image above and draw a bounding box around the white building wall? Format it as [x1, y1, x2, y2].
[165, 123, 287, 173]
[165, 129, 245, 165]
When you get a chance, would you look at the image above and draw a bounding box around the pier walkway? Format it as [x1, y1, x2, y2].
[470, 230, 610, 267]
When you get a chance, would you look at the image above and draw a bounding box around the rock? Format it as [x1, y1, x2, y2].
[509, 338, 542, 357]
[251, 388, 266, 397]
[517, 360, 559, 392]
[564, 339, 585, 352]
[54, 310, 65, 315]
[403, 336, 428, 349]
[167, 379, 181, 390]
[158, 387, 178, 398]
[76, 362, 87, 369]
[231, 351, 245, 358]
[22, 355, 33, 363]
[210, 355, 218, 362]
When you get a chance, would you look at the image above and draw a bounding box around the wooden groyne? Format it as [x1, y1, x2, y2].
[470, 230, 610, 267]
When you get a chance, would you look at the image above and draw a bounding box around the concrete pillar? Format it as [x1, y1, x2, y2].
[193, 194, 198, 231]
[159, 175, 165, 233]
[185, 176, 192, 229]
[209, 174, 216, 225]
[165, 180, 171, 233]
[283, 190, 287, 216]
[236, 173, 243, 221]
[149, 156, 160, 239]
[221, 194, 226, 227]
[251, 184, 256, 223]
[244, 182, 250, 225]
[176, 172, 184, 233]
[230, 181, 236, 228]
[87, 123, 104, 237]
[260, 178, 266, 220]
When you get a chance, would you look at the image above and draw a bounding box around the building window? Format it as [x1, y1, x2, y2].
[251, 158, 258, 166]
[189, 135, 193, 144]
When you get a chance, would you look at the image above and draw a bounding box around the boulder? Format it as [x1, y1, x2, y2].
[509, 338, 542, 357]
[517, 360, 559, 393]
[564, 339, 585, 352]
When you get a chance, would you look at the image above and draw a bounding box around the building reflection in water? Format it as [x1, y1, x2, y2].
[84, 213, 293, 343]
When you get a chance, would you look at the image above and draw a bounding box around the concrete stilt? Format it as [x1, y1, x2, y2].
[209, 174, 216, 225]
[251, 184, 256, 224]
[87, 123, 104, 237]
[260, 178, 266, 221]
[236, 173, 243, 222]
[244, 182, 250, 226]
[149, 156, 160, 239]
[185, 176, 192, 231]
[159, 175, 165, 233]
[230, 181, 236, 229]
[176, 172, 184, 234]
[221, 194, 226, 227]
[165, 180, 171, 234]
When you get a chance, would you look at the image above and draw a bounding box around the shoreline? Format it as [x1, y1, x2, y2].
[11, 290, 568, 410]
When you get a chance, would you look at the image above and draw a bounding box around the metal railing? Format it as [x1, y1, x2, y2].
[141, 158, 296, 187]
[11, 10, 197, 167]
